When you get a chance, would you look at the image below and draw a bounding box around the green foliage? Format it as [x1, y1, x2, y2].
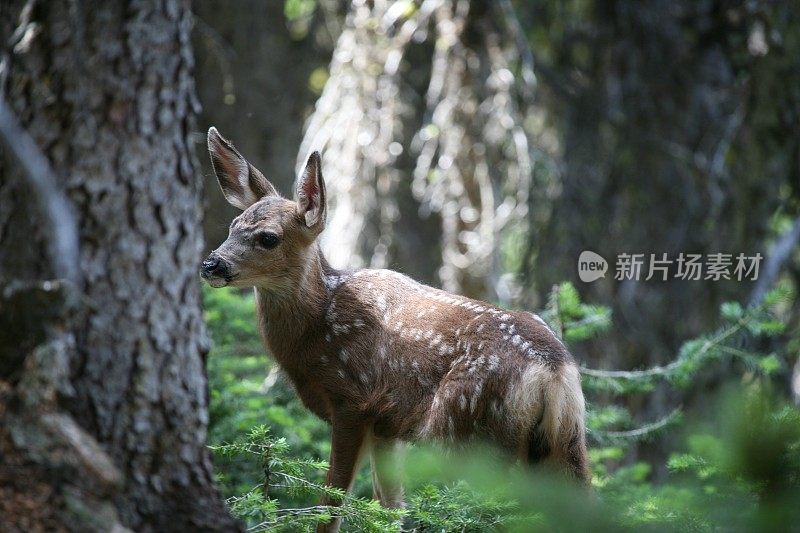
[204, 286, 331, 499]
[283, 0, 317, 40]
[203, 282, 799, 531]
[211, 426, 403, 532]
[203, 284, 260, 347]
[595, 389, 800, 531]
[541, 282, 612, 343]
[408, 482, 527, 531]
[283, 0, 316, 21]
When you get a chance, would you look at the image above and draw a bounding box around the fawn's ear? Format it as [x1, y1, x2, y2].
[207, 127, 278, 210]
[294, 151, 326, 232]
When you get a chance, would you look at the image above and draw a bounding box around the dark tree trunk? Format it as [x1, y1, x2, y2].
[192, 0, 337, 251]
[0, 1, 238, 531]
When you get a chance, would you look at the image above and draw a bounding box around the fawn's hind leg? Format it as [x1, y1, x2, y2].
[525, 416, 591, 485]
[369, 433, 405, 508]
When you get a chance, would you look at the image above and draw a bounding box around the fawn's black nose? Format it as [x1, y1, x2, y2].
[202, 256, 222, 275]
[201, 254, 233, 287]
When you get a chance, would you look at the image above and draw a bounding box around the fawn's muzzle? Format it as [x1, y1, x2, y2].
[200, 254, 233, 287]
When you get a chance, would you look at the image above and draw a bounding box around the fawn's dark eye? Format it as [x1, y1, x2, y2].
[257, 232, 280, 249]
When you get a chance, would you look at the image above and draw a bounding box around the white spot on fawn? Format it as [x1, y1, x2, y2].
[339, 349, 349, 362]
[490, 399, 502, 418]
[467, 355, 485, 374]
[459, 394, 467, 411]
[470, 382, 483, 413]
[332, 323, 350, 335]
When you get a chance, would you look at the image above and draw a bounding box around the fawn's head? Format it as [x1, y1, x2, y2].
[201, 127, 326, 292]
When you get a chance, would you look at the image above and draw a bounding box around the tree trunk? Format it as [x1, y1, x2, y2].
[0, 1, 238, 531]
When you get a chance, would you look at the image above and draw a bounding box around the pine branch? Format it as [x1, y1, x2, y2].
[579, 316, 745, 380]
[589, 409, 682, 445]
[578, 290, 785, 393]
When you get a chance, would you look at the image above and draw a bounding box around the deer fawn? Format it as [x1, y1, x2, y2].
[202, 127, 590, 532]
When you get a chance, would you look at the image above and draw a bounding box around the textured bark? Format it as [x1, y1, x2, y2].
[0, 1, 237, 531]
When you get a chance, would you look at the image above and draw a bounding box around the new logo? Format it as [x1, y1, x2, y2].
[578, 250, 608, 283]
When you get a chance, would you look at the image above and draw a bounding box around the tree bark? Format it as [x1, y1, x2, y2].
[0, 1, 238, 531]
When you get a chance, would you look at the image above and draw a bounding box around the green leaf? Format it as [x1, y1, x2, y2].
[758, 354, 781, 374]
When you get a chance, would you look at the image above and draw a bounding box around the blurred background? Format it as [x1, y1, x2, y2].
[194, 0, 799, 481]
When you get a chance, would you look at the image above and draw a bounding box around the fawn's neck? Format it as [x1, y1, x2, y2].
[254, 245, 337, 362]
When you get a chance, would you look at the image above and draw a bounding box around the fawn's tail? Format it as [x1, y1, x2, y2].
[527, 363, 591, 484]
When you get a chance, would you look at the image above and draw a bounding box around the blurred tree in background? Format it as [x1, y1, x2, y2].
[521, 3, 800, 469]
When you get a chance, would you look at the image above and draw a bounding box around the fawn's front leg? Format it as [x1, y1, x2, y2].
[317, 420, 368, 533]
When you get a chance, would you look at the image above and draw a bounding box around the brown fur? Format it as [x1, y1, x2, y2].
[202, 128, 590, 532]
